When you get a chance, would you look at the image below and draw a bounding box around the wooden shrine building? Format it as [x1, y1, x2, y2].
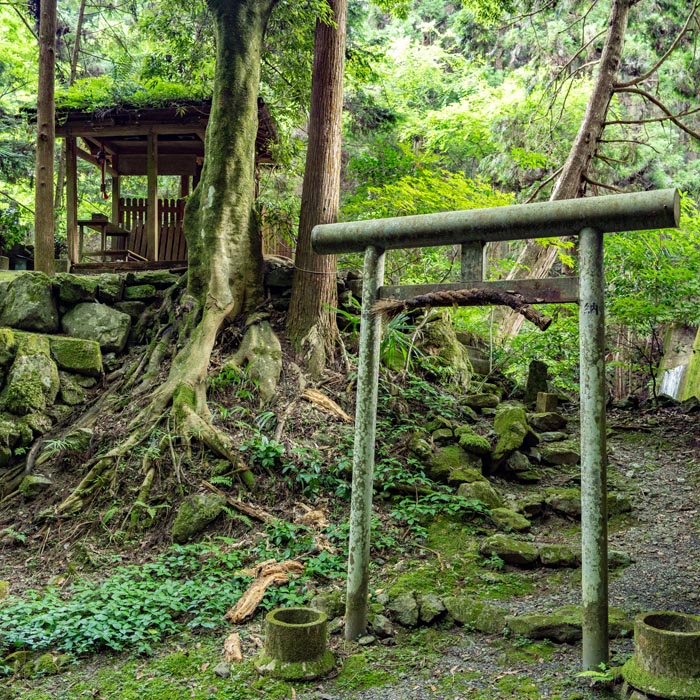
[56, 99, 276, 271]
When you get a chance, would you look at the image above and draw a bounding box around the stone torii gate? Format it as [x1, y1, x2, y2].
[311, 188, 680, 670]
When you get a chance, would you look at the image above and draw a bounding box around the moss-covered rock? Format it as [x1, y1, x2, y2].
[32, 652, 72, 676]
[171, 493, 226, 543]
[479, 534, 539, 567]
[540, 442, 580, 465]
[0, 412, 23, 448]
[456, 427, 491, 456]
[123, 284, 158, 302]
[457, 480, 503, 509]
[3, 336, 60, 415]
[418, 593, 445, 624]
[0, 273, 59, 333]
[19, 474, 53, 498]
[418, 310, 472, 390]
[545, 488, 582, 518]
[447, 466, 486, 486]
[515, 493, 547, 519]
[128, 270, 181, 288]
[608, 492, 633, 515]
[18, 412, 53, 437]
[0, 445, 12, 467]
[431, 427, 454, 445]
[428, 445, 482, 482]
[504, 450, 531, 473]
[96, 273, 124, 303]
[49, 335, 103, 378]
[58, 371, 86, 406]
[443, 596, 506, 633]
[538, 544, 579, 568]
[61, 303, 131, 353]
[490, 507, 531, 533]
[310, 590, 345, 619]
[0, 580, 9, 600]
[407, 433, 432, 459]
[54, 273, 99, 304]
[0, 328, 16, 366]
[114, 301, 147, 319]
[506, 605, 632, 644]
[388, 591, 419, 627]
[492, 404, 538, 463]
[463, 393, 500, 409]
[528, 412, 567, 432]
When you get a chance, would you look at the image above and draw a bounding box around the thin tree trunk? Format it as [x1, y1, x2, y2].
[499, 0, 633, 340]
[34, 0, 57, 275]
[54, 0, 87, 233]
[286, 0, 347, 377]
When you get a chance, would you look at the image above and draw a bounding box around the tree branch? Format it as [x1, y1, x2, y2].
[611, 87, 700, 140]
[0, 190, 34, 214]
[615, 2, 700, 88]
[526, 165, 564, 203]
[582, 175, 623, 193]
[598, 137, 661, 154]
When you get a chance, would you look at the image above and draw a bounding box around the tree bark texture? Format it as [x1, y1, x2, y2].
[34, 0, 57, 276]
[286, 0, 347, 375]
[136, 0, 280, 435]
[185, 0, 277, 317]
[499, 0, 632, 340]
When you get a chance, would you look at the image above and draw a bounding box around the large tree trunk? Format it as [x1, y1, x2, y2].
[498, 0, 633, 341]
[34, 0, 57, 276]
[286, 0, 347, 377]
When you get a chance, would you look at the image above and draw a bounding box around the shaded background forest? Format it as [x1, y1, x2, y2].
[1, 0, 699, 395]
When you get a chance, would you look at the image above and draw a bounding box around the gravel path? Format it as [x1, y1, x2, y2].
[301, 408, 700, 700]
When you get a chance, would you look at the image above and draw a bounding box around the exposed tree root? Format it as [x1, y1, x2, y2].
[51, 300, 282, 519]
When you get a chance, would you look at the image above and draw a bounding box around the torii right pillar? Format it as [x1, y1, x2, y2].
[579, 225, 608, 670]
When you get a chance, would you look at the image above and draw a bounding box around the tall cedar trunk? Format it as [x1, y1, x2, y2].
[498, 0, 632, 340]
[34, 0, 57, 275]
[286, 0, 347, 374]
[54, 0, 87, 230]
[184, 0, 277, 317]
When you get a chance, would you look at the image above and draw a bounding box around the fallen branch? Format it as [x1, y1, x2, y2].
[225, 560, 305, 623]
[223, 632, 243, 663]
[301, 388, 353, 423]
[372, 288, 553, 331]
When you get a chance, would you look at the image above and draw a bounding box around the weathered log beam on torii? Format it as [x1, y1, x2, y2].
[311, 189, 680, 670]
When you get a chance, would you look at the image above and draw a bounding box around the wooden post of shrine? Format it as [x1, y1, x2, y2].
[66, 136, 78, 264]
[146, 130, 159, 261]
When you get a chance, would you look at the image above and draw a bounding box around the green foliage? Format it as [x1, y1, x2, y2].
[606, 195, 700, 329]
[241, 435, 284, 470]
[56, 76, 210, 113]
[0, 541, 248, 656]
[500, 310, 580, 393]
[390, 493, 488, 540]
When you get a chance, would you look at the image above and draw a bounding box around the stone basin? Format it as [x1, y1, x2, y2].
[254, 606, 335, 680]
[622, 611, 700, 699]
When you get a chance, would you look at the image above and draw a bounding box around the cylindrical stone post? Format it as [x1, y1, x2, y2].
[579, 225, 609, 670]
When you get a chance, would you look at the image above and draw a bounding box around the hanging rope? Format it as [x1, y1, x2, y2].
[372, 287, 553, 331]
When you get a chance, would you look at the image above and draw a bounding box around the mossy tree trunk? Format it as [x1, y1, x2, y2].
[286, 0, 347, 377]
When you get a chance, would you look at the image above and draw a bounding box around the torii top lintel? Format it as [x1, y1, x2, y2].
[312, 189, 680, 255]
